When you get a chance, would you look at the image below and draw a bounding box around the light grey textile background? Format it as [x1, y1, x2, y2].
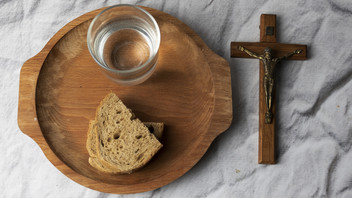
[1, 0, 351, 197]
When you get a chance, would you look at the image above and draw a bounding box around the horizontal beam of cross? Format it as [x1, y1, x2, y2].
[231, 42, 307, 60]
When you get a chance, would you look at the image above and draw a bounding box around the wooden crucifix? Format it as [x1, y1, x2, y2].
[231, 14, 307, 164]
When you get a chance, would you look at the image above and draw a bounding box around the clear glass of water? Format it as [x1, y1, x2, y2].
[87, 4, 160, 85]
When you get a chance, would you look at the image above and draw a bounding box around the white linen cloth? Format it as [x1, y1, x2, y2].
[1, 0, 351, 197]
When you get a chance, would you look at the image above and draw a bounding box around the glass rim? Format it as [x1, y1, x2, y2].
[87, 4, 160, 74]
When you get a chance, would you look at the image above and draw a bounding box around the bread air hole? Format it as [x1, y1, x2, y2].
[116, 120, 120, 124]
[113, 133, 120, 140]
[107, 137, 112, 142]
[116, 110, 121, 114]
[100, 140, 104, 147]
[136, 135, 142, 139]
[147, 126, 154, 133]
[137, 153, 144, 160]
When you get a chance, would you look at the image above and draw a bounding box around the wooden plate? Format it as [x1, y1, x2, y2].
[18, 7, 232, 194]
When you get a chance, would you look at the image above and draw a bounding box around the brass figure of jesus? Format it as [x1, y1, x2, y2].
[238, 46, 302, 124]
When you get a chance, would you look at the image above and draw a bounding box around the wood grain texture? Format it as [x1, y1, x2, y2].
[18, 7, 232, 194]
[260, 14, 276, 43]
[231, 14, 307, 164]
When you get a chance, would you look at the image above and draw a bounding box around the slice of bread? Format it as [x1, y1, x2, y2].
[86, 120, 164, 173]
[89, 92, 163, 174]
[86, 120, 164, 158]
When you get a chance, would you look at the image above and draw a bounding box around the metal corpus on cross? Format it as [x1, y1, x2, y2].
[231, 14, 307, 164]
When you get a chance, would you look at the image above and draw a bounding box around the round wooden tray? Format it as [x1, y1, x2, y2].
[18, 6, 232, 194]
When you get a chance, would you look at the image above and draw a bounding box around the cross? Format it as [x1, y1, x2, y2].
[231, 14, 307, 164]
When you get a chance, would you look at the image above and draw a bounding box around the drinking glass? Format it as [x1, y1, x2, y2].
[87, 4, 160, 85]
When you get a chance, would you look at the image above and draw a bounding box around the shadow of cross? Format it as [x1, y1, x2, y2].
[231, 14, 308, 164]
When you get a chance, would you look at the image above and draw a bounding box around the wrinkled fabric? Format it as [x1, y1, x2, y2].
[1, 0, 351, 197]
